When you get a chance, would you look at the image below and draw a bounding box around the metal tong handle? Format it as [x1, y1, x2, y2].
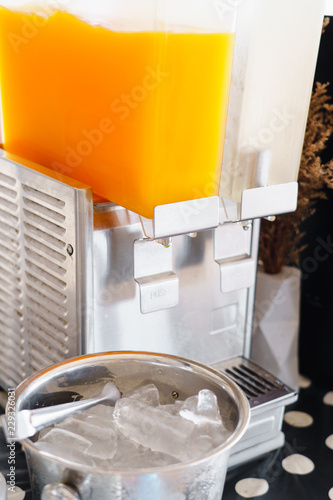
[3, 382, 120, 442]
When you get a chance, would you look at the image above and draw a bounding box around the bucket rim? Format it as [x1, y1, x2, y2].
[12, 350, 250, 474]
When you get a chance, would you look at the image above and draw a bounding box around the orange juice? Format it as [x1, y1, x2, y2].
[0, 7, 235, 218]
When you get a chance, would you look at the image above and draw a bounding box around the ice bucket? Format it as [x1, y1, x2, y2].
[11, 351, 250, 499]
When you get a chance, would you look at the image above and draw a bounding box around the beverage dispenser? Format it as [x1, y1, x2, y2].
[0, 0, 326, 471]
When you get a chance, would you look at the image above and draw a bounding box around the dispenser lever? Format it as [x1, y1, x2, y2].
[217, 257, 256, 293]
[134, 239, 179, 314]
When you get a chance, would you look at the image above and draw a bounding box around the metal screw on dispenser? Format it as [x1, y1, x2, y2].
[66, 244, 74, 256]
[42, 483, 80, 500]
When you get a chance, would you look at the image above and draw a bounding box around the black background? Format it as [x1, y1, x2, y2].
[299, 17, 333, 388]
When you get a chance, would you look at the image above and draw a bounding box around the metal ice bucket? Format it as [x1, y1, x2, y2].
[12, 352, 250, 500]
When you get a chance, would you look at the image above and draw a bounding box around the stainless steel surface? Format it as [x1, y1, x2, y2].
[8, 382, 120, 441]
[221, 182, 299, 222]
[231, 405, 285, 458]
[214, 222, 256, 293]
[92, 208, 259, 364]
[139, 196, 220, 238]
[0, 153, 260, 373]
[228, 431, 286, 468]
[13, 351, 250, 500]
[214, 221, 252, 259]
[0, 150, 93, 389]
[213, 357, 298, 466]
[42, 483, 80, 500]
[214, 357, 297, 409]
[0, 151, 295, 470]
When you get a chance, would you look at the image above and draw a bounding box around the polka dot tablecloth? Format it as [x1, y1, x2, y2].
[223, 379, 333, 500]
[0, 378, 332, 499]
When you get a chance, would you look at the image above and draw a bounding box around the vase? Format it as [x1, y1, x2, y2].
[251, 265, 301, 390]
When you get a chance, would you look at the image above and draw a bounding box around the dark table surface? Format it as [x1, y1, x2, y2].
[0, 377, 332, 500]
[223, 380, 333, 500]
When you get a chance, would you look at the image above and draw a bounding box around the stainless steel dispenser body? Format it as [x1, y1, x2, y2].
[0, 151, 296, 465]
[0, 151, 258, 380]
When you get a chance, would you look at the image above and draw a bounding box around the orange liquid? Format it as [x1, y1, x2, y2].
[0, 8, 235, 218]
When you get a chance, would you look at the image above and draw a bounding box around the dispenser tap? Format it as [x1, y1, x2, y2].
[134, 238, 179, 314]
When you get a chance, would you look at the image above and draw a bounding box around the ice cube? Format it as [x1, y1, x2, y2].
[179, 389, 223, 426]
[78, 403, 115, 420]
[35, 440, 96, 467]
[124, 383, 160, 406]
[38, 426, 91, 451]
[110, 430, 150, 468]
[36, 387, 229, 468]
[113, 397, 195, 461]
[36, 427, 94, 466]
[178, 389, 233, 459]
[55, 415, 118, 460]
[161, 400, 184, 416]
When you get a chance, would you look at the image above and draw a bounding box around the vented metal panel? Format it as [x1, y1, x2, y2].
[0, 151, 93, 389]
[215, 357, 297, 409]
[23, 185, 72, 373]
[0, 171, 25, 386]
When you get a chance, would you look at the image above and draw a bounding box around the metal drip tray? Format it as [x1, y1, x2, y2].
[213, 357, 298, 467]
[218, 358, 296, 409]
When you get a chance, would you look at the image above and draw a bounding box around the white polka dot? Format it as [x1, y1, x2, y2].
[235, 478, 269, 498]
[284, 411, 314, 428]
[323, 392, 333, 406]
[298, 374, 312, 389]
[282, 454, 315, 475]
[325, 435, 333, 450]
[7, 486, 26, 499]
[329, 487, 333, 500]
